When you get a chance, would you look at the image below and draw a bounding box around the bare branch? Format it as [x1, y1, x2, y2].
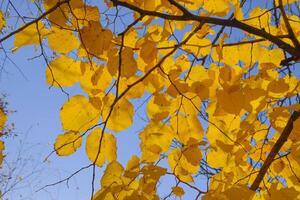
[250, 110, 300, 191]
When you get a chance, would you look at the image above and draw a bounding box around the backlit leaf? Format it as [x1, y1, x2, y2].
[86, 128, 117, 167]
[60, 95, 100, 132]
[54, 131, 82, 156]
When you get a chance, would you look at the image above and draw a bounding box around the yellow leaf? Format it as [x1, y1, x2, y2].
[0, 109, 7, 130]
[140, 40, 157, 64]
[118, 76, 145, 99]
[124, 28, 138, 47]
[147, 93, 171, 122]
[102, 96, 134, 132]
[80, 63, 112, 95]
[124, 155, 140, 178]
[268, 185, 299, 200]
[121, 47, 138, 78]
[46, 55, 81, 87]
[48, 26, 79, 54]
[183, 141, 202, 166]
[172, 186, 185, 197]
[269, 108, 290, 132]
[170, 114, 203, 145]
[14, 21, 49, 50]
[168, 148, 200, 182]
[0, 140, 4, 166]
[86, 128, 117, 167]
[207, 149, 227, 168]
[177, 0, 203, 11]
[245, 7, 270, 29]
[126, 155, 140, 171]
[101, 161, 124, 187]
[0, 11, 5, 31]
[0, 141, 4, 151]
[89, 97, 102, 110]
[54, 131, 82, 156]
[183, 35, 211, 58]
[258, 48, 284, 67]
[275, 0, 297, 5]
[72, 5, 100, 27]
[217, 89, 245, 115]
[272, 159, 285, 174]
[140, 122, 173, 162]
[267, 78, 289, 98]
[143, 0, 161, 10]
[223, 185, 255, 200]
[80, 21, 113, 57]
[44, 0, 83, 27]
[203, 0, 231, 16]
[60, 95, 100, 132]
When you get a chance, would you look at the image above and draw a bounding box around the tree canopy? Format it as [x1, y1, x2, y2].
[1, 0, 300, 199]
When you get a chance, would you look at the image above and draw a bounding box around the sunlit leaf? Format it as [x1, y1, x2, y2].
[60, 95, 100, 132]
[86, 128, 117, 167]
[54, 131, 82, 156]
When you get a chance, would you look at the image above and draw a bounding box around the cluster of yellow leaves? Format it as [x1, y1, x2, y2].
[93, 155, 167, 200]
[9, 0, 300, 199]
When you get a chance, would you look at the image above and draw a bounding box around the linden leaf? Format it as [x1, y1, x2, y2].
[245, 7, 270, 29]
[182, 142, 202, 166]
[268, 185, 299, 200]
[267, 78, 290, 98]
[217, 89, 245, 115]
[80, 63, 112, 96]
[168, 148, 200, 182]
[170, 114, 203, 145]
[121, 47, 138, 78]
[0, 109, 7, 130]
[102, 97, 134, 132]
[0, 11, 5, 31]
[172, 186, 185, 197]
[86, 128, 117, 167]
[44, 0, 83, 27]
[0, 140, 4, 166]
[272, 160, 285, 174]
[183, 35, 211, 58]
[203, 0, 231, 16]
[48, 26, 79, 54]
[80, 21, 113, 57]
[140, 39, 157, 64]
[140, 122, 174, 162]
[274, 0, 297, 6]
[101, 161, 124, 187]
[45, 56, 81, 87]
[72, 5, 100, 27]
[14, 21, 49, 50]
[207, 149, 228, 168]
[147, 93, 171, 122]
[124, 155, 140, 178]
[223, 185, 255, 200]
[60, 95, 100, 132]
[54, 131, 82, 156]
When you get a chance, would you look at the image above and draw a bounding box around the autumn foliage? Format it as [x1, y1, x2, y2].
[1, 0, 300, 199]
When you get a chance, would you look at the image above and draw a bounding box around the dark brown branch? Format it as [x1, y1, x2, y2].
[110, 0, 300, 58]
[0, 0, 70, 44]
[278, 0, 300, 50]
[250, 110, 300, 191]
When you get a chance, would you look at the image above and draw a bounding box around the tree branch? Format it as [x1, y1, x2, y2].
[0, 0, 70, 44]
[278, 0, 300, 50]
[250, 110, 300, 191]
[110, 0, 300, 59]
